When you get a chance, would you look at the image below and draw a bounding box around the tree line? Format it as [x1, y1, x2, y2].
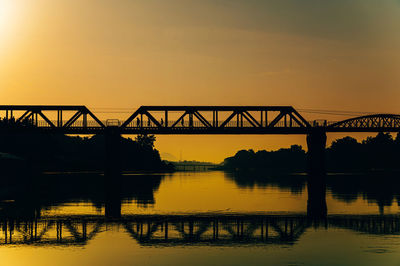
[0, 131, 173, 172]
[221, 132, 400, 172]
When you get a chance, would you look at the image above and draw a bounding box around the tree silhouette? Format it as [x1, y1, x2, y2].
[135, 134, 156, 149]
[222, 133, 400, 172]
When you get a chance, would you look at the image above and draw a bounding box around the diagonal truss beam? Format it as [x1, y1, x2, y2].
[241, 111, 258, 127]
[38, 111, 56, 128]
[143, 111, 162, 127]
[121, 108, 143, 128]
[16, 110, 31, 123]
[171, 112, 188, 127]
[268, 111, 286, 128]
[219, 111, 237, 128]
[193, 111, 212, 127]
[63, 111, 82, 128]
[243, 111, 261, 127]
[85, 108, 105, 128]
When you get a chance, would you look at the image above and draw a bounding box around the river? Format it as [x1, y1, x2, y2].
[0, 170, 399, 265]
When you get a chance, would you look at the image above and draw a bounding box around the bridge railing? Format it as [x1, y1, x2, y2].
[0, 119, 108, 130]
[124, 120, 308, 128]
[1, 119, 319, 129]
[2, 119, 339, 129]
[33, 120, 108, 128]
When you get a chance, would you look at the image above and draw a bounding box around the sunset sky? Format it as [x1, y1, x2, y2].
[1, 0, 400, 162]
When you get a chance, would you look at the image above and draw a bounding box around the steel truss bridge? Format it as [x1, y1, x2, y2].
[0, 105, 399, 134]
[0, 214, 399, 247]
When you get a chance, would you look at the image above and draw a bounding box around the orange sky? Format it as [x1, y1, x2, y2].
[1, 0, 400, 162]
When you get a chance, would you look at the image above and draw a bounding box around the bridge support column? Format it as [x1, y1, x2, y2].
[105, 127, 121, 174]
[306, 129, 326, 174]
[306, 129, 327, 218]
[104, 127, 122, 218]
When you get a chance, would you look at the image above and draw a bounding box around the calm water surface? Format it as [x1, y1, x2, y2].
[0, 171, 400, 266]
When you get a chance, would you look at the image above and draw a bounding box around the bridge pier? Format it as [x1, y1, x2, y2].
[306, 129, 327, 174]
[306, 129, 327, 218]
[104, 127, 122, 218]
[105, 127, 121, 174]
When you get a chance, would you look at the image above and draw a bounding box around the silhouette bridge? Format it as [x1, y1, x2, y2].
[1, 105, 399, 134]
[1, 105, 399, 172]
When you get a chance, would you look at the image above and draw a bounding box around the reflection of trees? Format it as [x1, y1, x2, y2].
[226, 170, 400, 213]
[0, 173, 166, 218]
[225, 171, 307, 195]
[121, 174, 164, 206]
[327, 173, 400, 213]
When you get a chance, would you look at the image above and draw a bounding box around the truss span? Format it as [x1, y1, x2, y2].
[328, 114, 400, 132]
[0, 105, 105, 134]
[120, 106, 311, 134]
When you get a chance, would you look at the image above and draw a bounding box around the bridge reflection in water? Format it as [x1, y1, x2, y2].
[1, 214, 399, 247]
[1, 170, 400, 247]
[0, 172, 399, 247]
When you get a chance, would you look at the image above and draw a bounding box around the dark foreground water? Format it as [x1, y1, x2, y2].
[0, 170, 400, 265]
